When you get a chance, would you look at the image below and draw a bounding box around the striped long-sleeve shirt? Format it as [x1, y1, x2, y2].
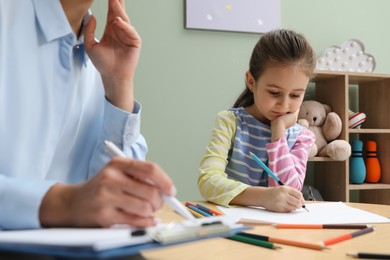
[198, 108, 316, 206]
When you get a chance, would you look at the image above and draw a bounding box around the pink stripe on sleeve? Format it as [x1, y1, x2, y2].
[266, 128, 315, 190]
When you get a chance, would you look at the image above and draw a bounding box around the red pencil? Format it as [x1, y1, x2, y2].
[323, 226, 375, 246]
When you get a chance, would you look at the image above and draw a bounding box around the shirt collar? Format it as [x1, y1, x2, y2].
[31, 0, 73, 42]
[32, 0, 91, 65]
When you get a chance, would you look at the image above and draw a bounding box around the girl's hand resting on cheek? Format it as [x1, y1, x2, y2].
[270, 110, 300, 142]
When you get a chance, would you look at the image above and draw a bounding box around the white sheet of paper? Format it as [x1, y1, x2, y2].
[217, 202, 390, 224]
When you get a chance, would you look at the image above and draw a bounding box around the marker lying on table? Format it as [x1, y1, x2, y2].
[249, 151, 309, 212]
[104, 140, 195, 221]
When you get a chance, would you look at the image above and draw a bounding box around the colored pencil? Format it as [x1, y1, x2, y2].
[228, 234, 281, 250]
[236, 232, 327, 251]
[249, 151, 308, 212]
[249, 151, 283, 185]
[323, 226, 375, 246]
[196, 203, 223, 216]
[185, 203, 212, 217]
[274, 224, 369, 229]
[186, 207, 205, 218]
[347, 252, 390, 259]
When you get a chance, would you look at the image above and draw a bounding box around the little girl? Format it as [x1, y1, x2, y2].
[198, 29, 316, 212]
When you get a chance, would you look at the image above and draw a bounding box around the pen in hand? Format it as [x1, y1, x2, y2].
[249, 151, 309, 212]
[104, 140, 195, 221]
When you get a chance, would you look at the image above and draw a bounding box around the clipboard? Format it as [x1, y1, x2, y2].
[0, 216, 249, 259]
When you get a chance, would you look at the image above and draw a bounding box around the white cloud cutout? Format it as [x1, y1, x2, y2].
[316, 39, 375, 73]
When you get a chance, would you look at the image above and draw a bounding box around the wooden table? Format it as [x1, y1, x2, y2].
[142, 202, 390, 260]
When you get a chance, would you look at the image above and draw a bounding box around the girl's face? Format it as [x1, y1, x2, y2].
[246, 65, 309, 125]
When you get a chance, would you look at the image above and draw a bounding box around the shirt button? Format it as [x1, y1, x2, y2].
[126, 134, 133, 141]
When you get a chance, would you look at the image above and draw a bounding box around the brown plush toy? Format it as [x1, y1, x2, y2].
[298, 100, 351, 161]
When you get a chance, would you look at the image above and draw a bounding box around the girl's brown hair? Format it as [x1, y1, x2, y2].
[233, 29, 316, 108]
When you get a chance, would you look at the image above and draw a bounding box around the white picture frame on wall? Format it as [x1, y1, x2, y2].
[185, 0, 280, 34]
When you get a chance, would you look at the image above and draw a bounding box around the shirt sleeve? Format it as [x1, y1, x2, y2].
[266, 127, 316, 191]
[88, 99, 148, 176]
[198, 111, 250, 207]
[0, 100, 147, 230]
[0, 176, 56, 229]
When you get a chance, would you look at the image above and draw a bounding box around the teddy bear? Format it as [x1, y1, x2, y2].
[298, 100, 351, 161]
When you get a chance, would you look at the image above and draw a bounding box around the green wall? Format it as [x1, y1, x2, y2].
[92, 0, 390, 201]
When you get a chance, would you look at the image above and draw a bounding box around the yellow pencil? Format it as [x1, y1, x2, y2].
[187, 207, 205, 218]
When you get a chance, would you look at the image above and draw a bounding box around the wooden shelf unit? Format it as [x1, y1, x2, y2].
[309, 71, 390, 204]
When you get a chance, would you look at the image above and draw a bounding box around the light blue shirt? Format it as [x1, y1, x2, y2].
[0, 0, 147, 229]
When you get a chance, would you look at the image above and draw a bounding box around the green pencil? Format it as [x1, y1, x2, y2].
[228, 235, 281, 250]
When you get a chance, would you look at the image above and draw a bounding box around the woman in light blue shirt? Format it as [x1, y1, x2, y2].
[0, 0, 175, 229]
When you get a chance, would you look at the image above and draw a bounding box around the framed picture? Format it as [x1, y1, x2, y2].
[185, 0, 280, 34]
